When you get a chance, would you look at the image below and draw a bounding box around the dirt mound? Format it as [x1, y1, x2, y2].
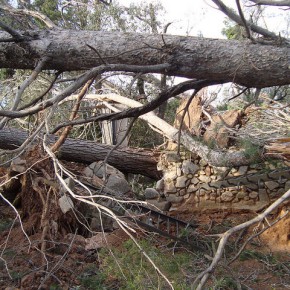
[261, 208, 290, 252]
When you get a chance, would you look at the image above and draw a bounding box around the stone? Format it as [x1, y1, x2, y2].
[249, 191, 258, 199]
[199, 175, 211, 183]
[205, 166, 212, 176]
[88, 161, 125, 179]
[164, 170, 177, 181]
[199, 170, 206, 175]
[245, 183, 259, 190]
[258, 189, 269, 202]
[199, 159, 208, 167]
[59, 195, 74, 214]
[156, 179, 165, 191]
[147, 199, 171, 211]
[164, 181, 177, 193]
[220, 191, 234, 202]
[11, 157, 26, 173]
[165, 152, 181, 163]
[237, 191, 247, 200]
[182, 160, 199, 175]
[265, 181, 279, 190]
[166, 195, 184, 203]
[105, 175, 131, 195]
[176, 176, 189, 188]
[238, 166, 248, 175]
[187, 184, 198, 193]
[176, 167, 182, 177]
[144, 188, 159, 200]
[60, 177, 75, 194]
[187, 174, 193, 179]
[191, 177, 200, 185]
[179, 189, 187, 196]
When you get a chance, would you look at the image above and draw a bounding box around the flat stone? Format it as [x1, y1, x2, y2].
[249, 191, 258, 199]
[144, 188, 159, 200]
[238, 166, 248, 175]
[191, 177, 200, 185]
[176, 176, 189, 188]
[245, 183, 259, 190]
[187, 184, 198, 193]
[199, 175, 211, 183]
[220, 191, 234, 202]
[265, 181, 279, 190]
[182, 160, 199, 175]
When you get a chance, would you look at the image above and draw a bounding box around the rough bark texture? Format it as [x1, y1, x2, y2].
[0, 30, 289, 87]
[0, 128, 161, 179]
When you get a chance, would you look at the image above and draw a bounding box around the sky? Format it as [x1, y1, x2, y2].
[119, 0, 289, 39]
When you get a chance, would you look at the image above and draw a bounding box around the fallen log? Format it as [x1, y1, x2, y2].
[0, 128, 161, 179]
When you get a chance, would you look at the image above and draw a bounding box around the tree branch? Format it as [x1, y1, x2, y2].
[249, 0, 290, 6]
[212, 0, 289, 42]
[0, 4, 58, 29]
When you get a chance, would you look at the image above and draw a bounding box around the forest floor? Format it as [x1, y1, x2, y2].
[0, 202, 289, 290]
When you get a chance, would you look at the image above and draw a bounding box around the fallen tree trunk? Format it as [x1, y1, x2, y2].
[0, 29, 289, 87]
[0, 128, 161, 179]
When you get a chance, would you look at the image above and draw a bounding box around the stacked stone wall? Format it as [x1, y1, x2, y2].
[145, 152, 290, 212]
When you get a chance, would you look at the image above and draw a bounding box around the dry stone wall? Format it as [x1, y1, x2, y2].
[146, 152, 289, 212]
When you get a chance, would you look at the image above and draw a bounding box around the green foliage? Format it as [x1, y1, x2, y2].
[164, 98, 180, 124]
[238, 138, 261, 161]
[129, 119, 163, 148]
[211, 276, 239, 290]
[79, 270, 109, 290]
[98, 239, 196, 289]
[222, 19, 245, 40]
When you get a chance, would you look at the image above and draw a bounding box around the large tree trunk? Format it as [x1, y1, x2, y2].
[0, 128, 161, 179]
[0, 30, 289, 88]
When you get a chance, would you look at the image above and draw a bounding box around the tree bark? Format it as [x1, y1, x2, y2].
[0, 30, 289, 88]
[0, 128, 161, 179]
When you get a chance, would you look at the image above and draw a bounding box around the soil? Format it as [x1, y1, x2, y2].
[0, 202, 289, 290]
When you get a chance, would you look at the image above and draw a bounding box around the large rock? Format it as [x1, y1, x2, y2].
[105, 175, 131, 195]
[85, 161, 125, 179]
[83, 162, 131, 195]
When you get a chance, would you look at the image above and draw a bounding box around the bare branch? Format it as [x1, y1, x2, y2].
[212, 0, 288, 42]
[50, 79, 218, 133]
[0, 4, 58, 29]
[236, 0, 253, 40]
[0, 63, 171, 120]
[249, 0, 290, 6]
[193, 188, 290, 289]
[0, 56, 50, 129]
